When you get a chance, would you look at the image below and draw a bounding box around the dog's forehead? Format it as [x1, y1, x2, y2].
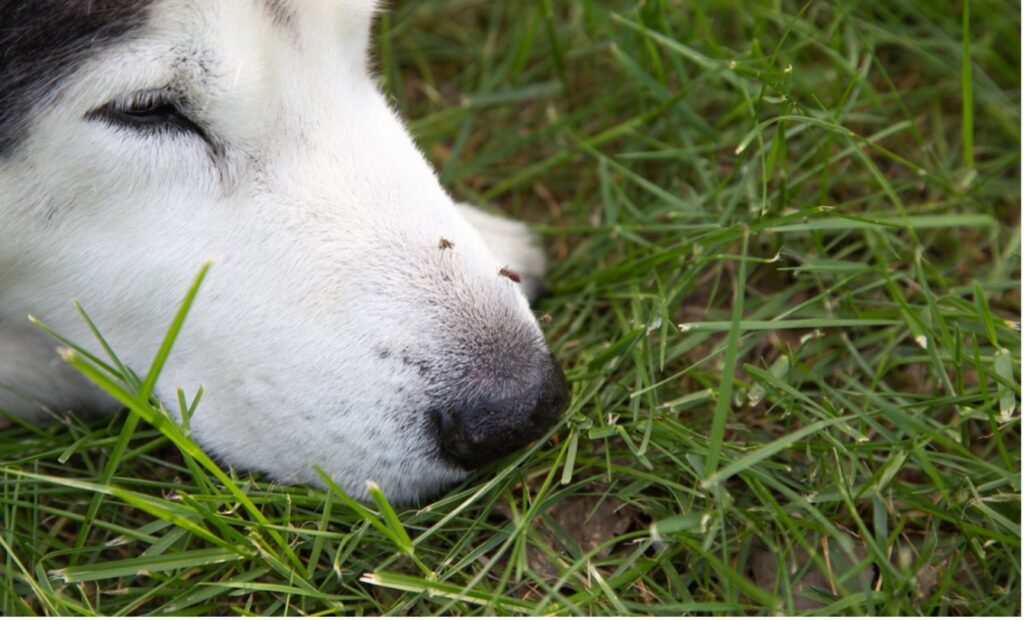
[0, 0, 379, 156]
[0, 0, 153, 156]
[259, 0, 379, 27]
[149, 0, 379, 74]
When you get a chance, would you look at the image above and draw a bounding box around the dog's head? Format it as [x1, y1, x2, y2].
[0, 0, 569, 502]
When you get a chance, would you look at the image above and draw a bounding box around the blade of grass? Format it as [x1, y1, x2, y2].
[52, 549, 245, 583]
[703, 227, 749, 480]
[961, 0, 974, 171]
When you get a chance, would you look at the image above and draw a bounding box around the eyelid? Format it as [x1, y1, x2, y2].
[87, 87, 214, 146]
[113, 88, 179, 112]
[91, 86, 186, 119]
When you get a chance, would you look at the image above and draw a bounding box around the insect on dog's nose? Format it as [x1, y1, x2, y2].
[434, 353, 570, 470]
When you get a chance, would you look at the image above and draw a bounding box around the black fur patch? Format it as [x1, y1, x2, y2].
[0, 1, 153, 157]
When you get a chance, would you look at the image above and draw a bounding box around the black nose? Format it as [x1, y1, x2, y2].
[434, 353, 570, 470]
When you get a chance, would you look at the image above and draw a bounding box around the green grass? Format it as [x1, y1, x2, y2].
[2, 0, 1020, 614]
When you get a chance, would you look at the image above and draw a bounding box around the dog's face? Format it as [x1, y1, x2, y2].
[0, 0, 568, 502]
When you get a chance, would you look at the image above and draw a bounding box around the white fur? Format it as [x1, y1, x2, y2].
[0, 0, 550, 503]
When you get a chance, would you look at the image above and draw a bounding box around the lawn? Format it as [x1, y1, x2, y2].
[1, 0, 1020, 615]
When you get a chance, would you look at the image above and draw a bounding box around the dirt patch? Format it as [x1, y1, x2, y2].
[492, 491, 643, 589]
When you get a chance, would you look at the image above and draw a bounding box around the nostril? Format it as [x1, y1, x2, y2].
[434, 353, 571, 471]
[432, 408, 471, 461]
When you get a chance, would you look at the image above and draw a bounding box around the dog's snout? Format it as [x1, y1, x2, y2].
[434, 353, 570, 470]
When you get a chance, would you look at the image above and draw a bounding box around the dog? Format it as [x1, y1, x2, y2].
[0, 0, 570, 503]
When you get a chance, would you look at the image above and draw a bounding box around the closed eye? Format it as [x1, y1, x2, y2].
[88, 89, 211, 143]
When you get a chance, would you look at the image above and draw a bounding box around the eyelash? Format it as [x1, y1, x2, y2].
[88, 89, 210, 142]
